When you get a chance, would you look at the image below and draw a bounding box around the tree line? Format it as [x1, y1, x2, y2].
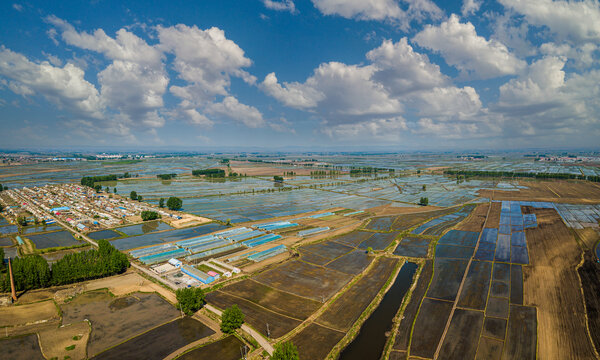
[349, 167, 395, 175]
[192, 169, 226, 178]
[157, 173, 177, 180]
[444, 169, 600, 182]
[0, 239, 129, 292]
[80, 173, 135, 188]
[80, 175, 118, 187]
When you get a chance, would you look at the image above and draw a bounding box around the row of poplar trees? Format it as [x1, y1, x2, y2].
[0, 240, 129, 292]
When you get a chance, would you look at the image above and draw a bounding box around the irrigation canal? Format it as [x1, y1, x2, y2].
[338, 262, 418, 360]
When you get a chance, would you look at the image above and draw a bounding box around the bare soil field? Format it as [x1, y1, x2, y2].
[426, 258, 469, 301]
[358, 231, 400, 250]
[84, 271, 177, 303]
[577, 251, 600, 355]
[61, 289, 180, 356]
[289, 322, 345, 360]
[483, 317, 507, 340]
[253, 259, 352, 301]
[317, 257, 398, 331]
[510, 265, 523, 305]
[300, 251, 331, 266]
[11, 271, 176, 306]
[523, 208, 597, 359]
[0, 299, 59, 327]
[475, 336, 504, 360]
[218, 279, 321, 320]
[92, 317, 214, 360]
[334, 231, 374, 247]
[457, 260, 492, 310]
[325, 249, 373, 275]
[364, 216, 394, 231]
[479, 180, 600, 204]
[456, 203, 489, 232]
[437, 308, 484, 360]
[176, 335, 244, 360]
[501, 305, 537, 360]
[410, 297, 453, 358]
[300, 240, 354, 260]
[39, 320, 90, 360]
[0, 333, 44, 359]
[366, 203, 439, 217]
[486, 201, 502, 228]
[205, 290, 301, 338]
[575, 228, 600, 250]
[391, 208, 458, 231]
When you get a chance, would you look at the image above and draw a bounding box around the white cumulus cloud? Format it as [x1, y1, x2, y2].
[47, 16, 168, 129]
[207, 96, 265, 128]
[499, 0, 600, 43]
[0, 46, 103, 118]
[413, 14, 526, 79]
[311, 0, 443, 29]
[461, 0, 481, 16]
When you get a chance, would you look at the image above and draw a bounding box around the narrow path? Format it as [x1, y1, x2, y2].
[205, 304, 274, 355]
[433, 199, 492, 359]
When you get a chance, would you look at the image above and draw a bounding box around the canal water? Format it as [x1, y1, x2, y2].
[338, 261, 418, 360]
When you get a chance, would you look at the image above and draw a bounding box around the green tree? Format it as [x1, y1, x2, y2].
[0, 248, 5, 272]
[176, 287, 205, 315]
[105, 187, 110, 193]
[419, 197, 429, 206]
[130, 191, 138, 201]
[141, 211, 159, 221]
[113, 187, 117, 193]
[273, 175, 284, 182]
[422, 184, 427, 191]
[271, 341, 299, 360]
[167, 197, 183, 210]
[366, 246, 373, 254]
[17, 216, 27, 226]
[220, 304, 244, 333]
[94, 184, 102, 193]
[158, 198, 165, 208]
[137, 195, 143, 202]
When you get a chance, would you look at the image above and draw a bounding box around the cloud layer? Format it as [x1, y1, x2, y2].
[0, 0, 599, 148]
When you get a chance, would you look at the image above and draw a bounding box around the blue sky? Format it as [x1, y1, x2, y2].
[1, 0, 599, 150]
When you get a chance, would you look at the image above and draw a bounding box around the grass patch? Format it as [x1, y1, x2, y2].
[65, 344, 76, 351]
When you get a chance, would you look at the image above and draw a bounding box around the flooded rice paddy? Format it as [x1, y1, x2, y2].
[27, 230, 82, 249]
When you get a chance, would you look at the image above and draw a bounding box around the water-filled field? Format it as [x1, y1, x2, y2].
[27, 230, 81, 249]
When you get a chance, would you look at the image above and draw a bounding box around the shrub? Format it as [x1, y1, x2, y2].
[271, 341, 299, 360]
